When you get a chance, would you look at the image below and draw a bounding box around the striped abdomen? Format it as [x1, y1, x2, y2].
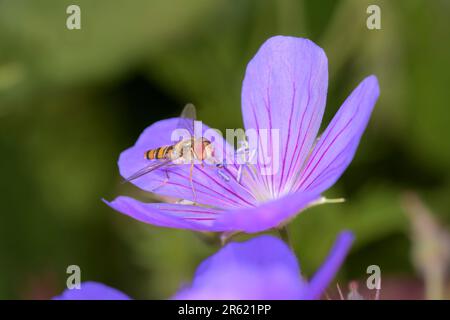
[145, 146, 173, 160]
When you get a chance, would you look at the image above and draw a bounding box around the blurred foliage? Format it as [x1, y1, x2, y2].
[0, 0, 449, 299]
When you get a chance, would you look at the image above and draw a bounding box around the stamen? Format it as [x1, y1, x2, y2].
[236, 165, 243, 183]
[235, 140, 257, 184]
[217, 167, 231, 182]
[235, 143, 249, 185]
[212, 154, 231, 182]
[208, 139, 274, 202]
[232, 140, 275, 201]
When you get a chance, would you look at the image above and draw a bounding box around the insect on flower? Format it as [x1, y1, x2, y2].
[122, 103, 229, 199]
[105, 36, 380, 234]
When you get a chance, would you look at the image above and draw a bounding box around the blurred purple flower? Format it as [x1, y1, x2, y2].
[55, 232, 353, 300]
[53, 281, 131, 300]
[106, 36, 379, 233]
[174, 231, 354, 300]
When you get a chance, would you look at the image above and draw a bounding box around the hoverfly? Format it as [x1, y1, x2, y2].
[123, 104, 228, 199]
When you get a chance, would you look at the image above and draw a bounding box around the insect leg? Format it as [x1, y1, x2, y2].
[189, 147, 201, 202]
[192, 145, 204, 168]
[189, 161, 197, 202]
[151, 168, 171, 193]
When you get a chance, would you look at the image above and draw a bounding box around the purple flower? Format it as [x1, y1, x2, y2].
[54, 232, 353, 300]
[53, 281, 131, 300]
[106, 36, 379, 233]
[173, 231, 354, 300]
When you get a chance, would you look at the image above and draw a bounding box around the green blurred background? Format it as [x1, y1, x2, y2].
[0, 0, 449, 299]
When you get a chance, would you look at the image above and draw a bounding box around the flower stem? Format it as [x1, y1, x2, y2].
[220, 231, 239, 246]
[278, 226, 292, 249]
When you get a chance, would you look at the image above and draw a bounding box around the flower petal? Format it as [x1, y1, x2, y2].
[106, 191, 318, 233]
[302, 231, 354, 299]
[118, 118, 256, 208]
[214, 191, 320, 233]
[172, 235, 306, 300]
[53, 281, 131, 300]
[104, 196, 224, 231]
[241, 36, 328, 196]
[296, 76, 380, 194]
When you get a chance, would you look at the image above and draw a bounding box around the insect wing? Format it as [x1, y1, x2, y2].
[122, 160, 171, 184]
[177, 103, 197, 137]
